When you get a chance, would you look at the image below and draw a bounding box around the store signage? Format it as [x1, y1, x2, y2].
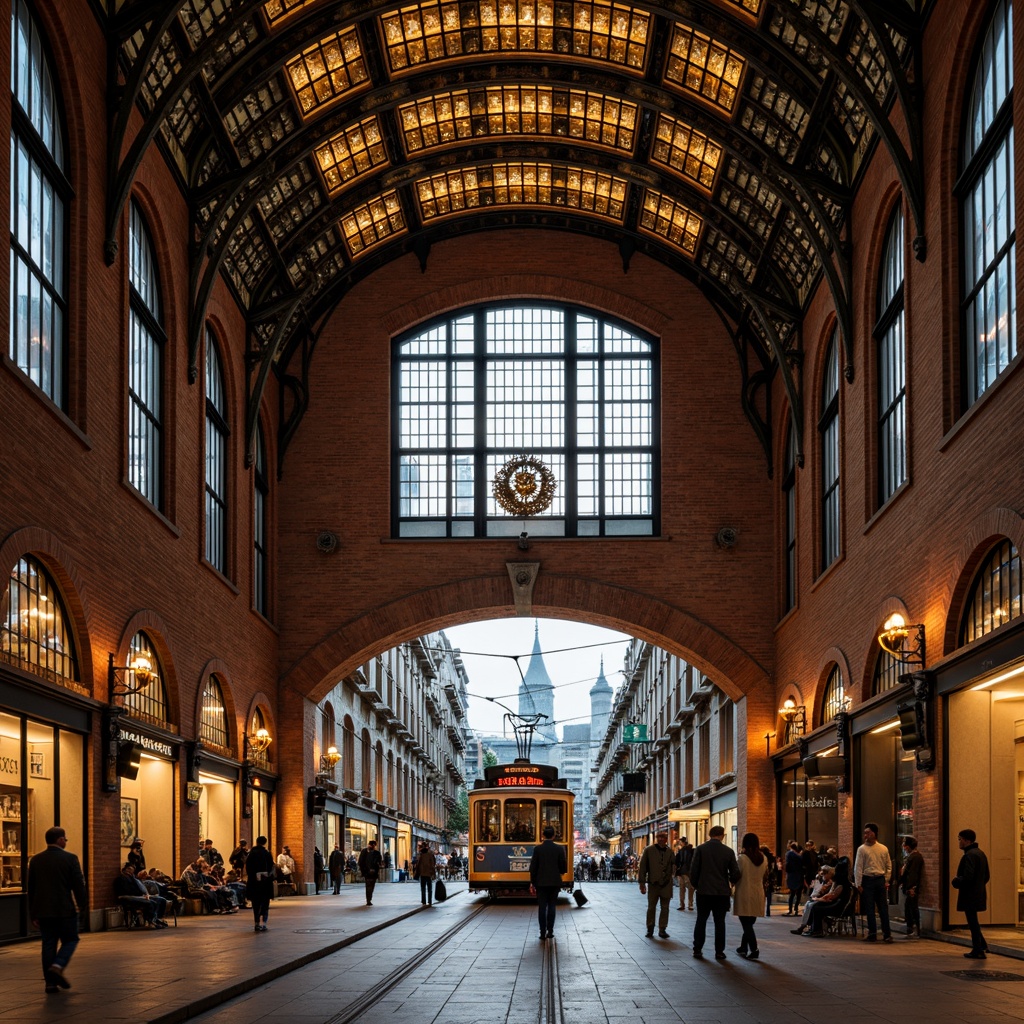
[120, 729, 174, 759]
[792, 796, 838, 809]
[623, 723, 648, 742]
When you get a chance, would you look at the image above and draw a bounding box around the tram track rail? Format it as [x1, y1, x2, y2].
[323, 902, 490, 1024]
[540, 935, 566, 1024]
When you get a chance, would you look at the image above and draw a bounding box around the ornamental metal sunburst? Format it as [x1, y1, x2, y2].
[492, 454, 557, 517]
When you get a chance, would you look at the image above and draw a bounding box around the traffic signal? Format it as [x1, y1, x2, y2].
[897, 701, 926, 750]
[307, 785, 327, 816]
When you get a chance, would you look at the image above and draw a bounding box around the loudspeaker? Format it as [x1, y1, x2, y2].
[116, 742, 143, 780]
[802, 755, 846, 778]
[622, 772, 646, 793]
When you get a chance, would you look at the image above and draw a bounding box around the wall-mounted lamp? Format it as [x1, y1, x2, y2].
[247, 728, 272, 758]
[108, 651, 155, 696]
[778, 697, 806, 735]
[877, 614, 926, 666]
[319, 745, 341, 776]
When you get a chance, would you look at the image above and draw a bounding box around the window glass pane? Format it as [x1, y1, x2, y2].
[820, 334, 840, 569]
[540, 800, 566, 841]
[394, 303, 657, 536]
[961, 0, 1015, 406]
[254, 427, 268, 616]
[205, 333, 228, 572]
[960, 539, 1022, 644]
[9, 0, 67, 406]
[504, 798, 536, 842]
[821, 666, 845, 723]
[0, 556, 78, 687]
[122, 631, 170, 729]
[0, 711, 24, 892]
[200, 677, 229, 748]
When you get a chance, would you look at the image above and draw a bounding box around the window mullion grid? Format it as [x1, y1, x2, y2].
[473, 308, 488, 536]
[564, 310, 578, 536]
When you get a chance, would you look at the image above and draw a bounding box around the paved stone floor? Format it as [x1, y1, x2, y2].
[3, 881, 1024, 1024]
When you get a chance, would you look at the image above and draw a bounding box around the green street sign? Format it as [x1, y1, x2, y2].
[623, 723, 648, 743]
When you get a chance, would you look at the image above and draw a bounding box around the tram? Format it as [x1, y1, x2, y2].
[468, 761, 575, 897]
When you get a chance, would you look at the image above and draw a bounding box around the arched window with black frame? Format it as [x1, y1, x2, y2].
[959, 0, 1015, 408]
[123, 631, 170, 730]
[959, 538, 1022, 644]
[9, 0, 69, 407]
[199, 676, 229, 749]
[782, 422, 797, 613]
[128, 202, 164, 508]
[254, 424, 269, 617]
[872, 646, 903, 696]
[821, 666, 845, 724]
[876, 207, 906, 505]
[205, 329, 229, 575]
[392, 303, 659, 538]
[0, 556, 78, 687]
[819, 330, 841, 572]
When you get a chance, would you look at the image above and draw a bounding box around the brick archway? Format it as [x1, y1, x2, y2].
[284, 571, 770, 704]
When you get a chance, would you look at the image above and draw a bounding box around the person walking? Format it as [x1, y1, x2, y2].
[689, 825, 740, 960]
[733, 833, 768, 959]
[638, 831, 675, 938]
[675, 836, 695, 911]
[27, 826, 88, 993]
[414, 841, 437, 905]
[899, 835, 924, 938]
[952, 828, 990, 959]
[358, 840, 383, 906]
[529, 825, 567, 941]
[854, 822, 893, 943]
[329, 843, 344, 894]
[245, 835, 275, 932]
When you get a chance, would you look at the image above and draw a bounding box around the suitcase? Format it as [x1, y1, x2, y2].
[434, 879, 447, 902]
[573, 888, 589, 907]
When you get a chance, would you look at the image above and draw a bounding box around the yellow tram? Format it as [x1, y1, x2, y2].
[468, 761, 575, 896]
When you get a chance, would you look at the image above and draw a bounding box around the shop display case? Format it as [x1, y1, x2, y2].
[0, 786, 23, 891]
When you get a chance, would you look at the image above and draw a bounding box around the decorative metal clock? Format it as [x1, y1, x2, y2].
[491, 454, 556, 517]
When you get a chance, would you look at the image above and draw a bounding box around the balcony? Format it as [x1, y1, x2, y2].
[442, 681, 463, 716]
[446, 724, 467, 752]
[424, 687, 444, 723]
[409, 637, 437, 679]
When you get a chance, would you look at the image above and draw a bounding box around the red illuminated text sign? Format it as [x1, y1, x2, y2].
[495, 776, 545, 786]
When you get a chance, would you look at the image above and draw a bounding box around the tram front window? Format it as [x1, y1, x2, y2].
[541, 800, 566, 841]
[504, 799, 536, 842]
[476, 799, 500, 842]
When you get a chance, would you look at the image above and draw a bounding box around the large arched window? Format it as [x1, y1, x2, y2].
[872, 647, 903, 696]
[819, 330, 841, 571]
[0, 555, 77, 685]
[205, 330, 229, 574]
[123, 631, 170, 728]
[254, 424, 269, 617]
[960, 0, 1015, 407]
[960, 538, 1021, 644]
[342, 715, 355, 789]
[9, 0, 69, 406]
[199, 676, 228, 748]
[876, 207, 906, 505]
[128, 202, 164, 507]
[782, 423, 797, 613]
[392, 303, 659, 537]
[361, 728, 372, 793]
[821, 666, 845, 723]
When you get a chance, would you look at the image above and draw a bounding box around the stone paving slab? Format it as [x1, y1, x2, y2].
[4, 882, 1024, 1024]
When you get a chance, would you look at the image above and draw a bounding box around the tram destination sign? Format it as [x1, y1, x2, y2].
[483, 763, 560, 786]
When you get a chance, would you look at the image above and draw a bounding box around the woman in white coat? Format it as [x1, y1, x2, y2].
[733, 832, 769, 959]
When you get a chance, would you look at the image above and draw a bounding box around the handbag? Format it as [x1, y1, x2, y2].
[434, 879, 447, 902]
[573, 888, 589, 907]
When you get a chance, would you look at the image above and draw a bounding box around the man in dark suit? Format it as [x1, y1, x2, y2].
[952, 827, 990, 958]
[530, 825, 567, 941]
[27, 826, 87, 993]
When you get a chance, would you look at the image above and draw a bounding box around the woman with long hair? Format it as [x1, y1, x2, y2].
[733, 832, 768, 959]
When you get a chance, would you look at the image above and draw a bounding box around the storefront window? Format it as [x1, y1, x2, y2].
[0, 712, 84, 910]
[777, 764, 839, 854]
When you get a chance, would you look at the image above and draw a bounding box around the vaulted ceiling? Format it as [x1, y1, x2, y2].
[101, 0, 928, 468]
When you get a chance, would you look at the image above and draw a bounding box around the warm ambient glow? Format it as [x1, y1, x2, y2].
[870, 719, 902, 735]
[249, 727, 272, 754]
[971, 661, 1024, 691]
[778, 697, 799, 719]
[324, 745, 341, 766]
[286, 30, 369, 116]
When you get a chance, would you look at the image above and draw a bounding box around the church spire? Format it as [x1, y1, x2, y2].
[519, 620, 556, 743]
